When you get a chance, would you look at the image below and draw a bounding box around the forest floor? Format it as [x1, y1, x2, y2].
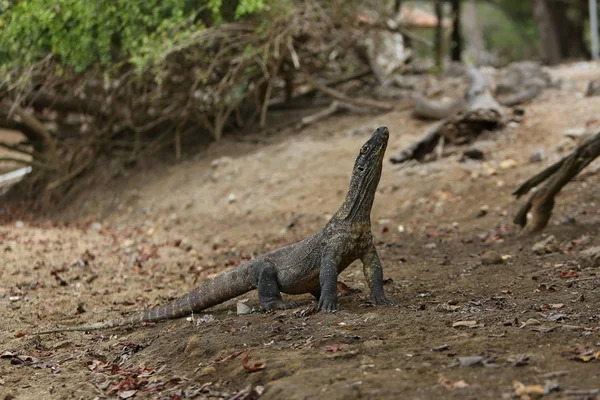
[1, 62, 600, 400]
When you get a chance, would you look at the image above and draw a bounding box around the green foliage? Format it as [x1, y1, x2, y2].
[0, 0, 273, 73]
[479, 2, 541, 62]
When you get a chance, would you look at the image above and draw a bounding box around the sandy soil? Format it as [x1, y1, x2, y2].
[1, 63, 600, 400]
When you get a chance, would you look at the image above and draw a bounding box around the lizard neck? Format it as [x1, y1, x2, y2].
[332, 160, 382, 225]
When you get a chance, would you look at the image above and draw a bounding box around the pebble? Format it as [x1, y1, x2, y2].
[461, 148, 485, 161]
[458, 356, 484, 367]
[184, 335, 202, 356]
[476, 205, 489, 218]
[499, 159, 518, 169]
[481, 250, 504, 265]
[532, 235, 559, 255]
[237, 301, 252, 315]
[529, 149, 545, 163]
[578, 246, 600, 268]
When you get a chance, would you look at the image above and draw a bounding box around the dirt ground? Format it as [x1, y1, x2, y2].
[1, 63, 600, 400]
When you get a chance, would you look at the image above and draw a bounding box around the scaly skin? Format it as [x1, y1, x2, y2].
[37, 126, 394, 334]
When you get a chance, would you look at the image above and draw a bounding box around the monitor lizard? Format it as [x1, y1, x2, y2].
[37, 126, 394, 334]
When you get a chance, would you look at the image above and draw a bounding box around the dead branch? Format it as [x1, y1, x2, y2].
[5, 104, 60, 169]
[389, 119, 445, 163]
[304, 74, 395, 111]
[513, 158, 565, 198]
[0, 141, 35, 157]
[390, 67, 504, 164]
[268, 68, 372, 110]
[513, 131, 600, 235]
[412, 93, 466, 120]
[295, 100, 366, 130]
[0, 157, 55, 170]
[498, 86, 541, 107]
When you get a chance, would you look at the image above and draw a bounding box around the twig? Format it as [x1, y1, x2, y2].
[295, 101, 365, 130]
[7, 104, 60, 170]
[0, 157, 55, 170]
[0, 141, 35, 157]
[303, 74, 395, 111]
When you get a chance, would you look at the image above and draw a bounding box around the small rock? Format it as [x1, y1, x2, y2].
[529, 149, 545, 163]
[578, 246, 600, 268]
[432, 344, 450, 352]
[424, 243, 436, 249]
[563, 128, 588, 140]
[480, 250, 504, 265]
[198, 366, 217, 376]
[585, 80, 600, 97]
[227, 193, 237, 204]
[461, 148, 485, 161]
[499, 159, 518, 169]
[476, 205, 489, 218]
[237, 302, 252, 315]
[184, 335, 202, 356]
[458, 356, 484, 367]
[525, 318, 541, 326]
[90, 222, 102, 232]
[397, 225, 405, 233]
[363, 340, 384, 349]
[211, 156, 233, 168]
[532, 235, 558, 255]
[15, 221, 24, 228]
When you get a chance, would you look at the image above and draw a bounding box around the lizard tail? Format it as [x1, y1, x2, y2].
[37, 263, 254, 334]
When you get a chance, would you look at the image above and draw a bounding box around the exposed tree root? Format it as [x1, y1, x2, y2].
[513, 131, 600, 235]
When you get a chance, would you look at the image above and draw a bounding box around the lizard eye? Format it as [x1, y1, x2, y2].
[360, 144, 370, 154]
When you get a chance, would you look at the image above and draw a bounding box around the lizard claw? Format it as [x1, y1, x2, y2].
[373, 296, 396, 306]
[318, 297, 338, 312]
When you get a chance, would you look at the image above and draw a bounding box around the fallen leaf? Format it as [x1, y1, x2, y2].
[432, 344, 450, 352]
[241, 352, 265, 372]
[560, 270, 579, 279]
[439, 376, 469, 389]
[326, 344, 343, 353]
[118, 390, 137, 399]
[452, 320, 477, 328]
[576, 351, 600, 362]
[213, 350, 245, 363]
[513, 380, 544, 398]
[14, 332, 26, 338]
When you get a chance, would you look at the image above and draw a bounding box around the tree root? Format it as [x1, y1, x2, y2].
[513, 131, 600, 235]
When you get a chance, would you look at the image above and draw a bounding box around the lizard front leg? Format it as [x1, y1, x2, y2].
[361, 244, 395, 305]
[318, 249, 342, 312]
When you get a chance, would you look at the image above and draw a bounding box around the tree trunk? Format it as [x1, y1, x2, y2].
[434, 1, 444, 68]
[462, 0, 486, 64]
[533, 0, 589, 64]
[450, 0, 463, 62]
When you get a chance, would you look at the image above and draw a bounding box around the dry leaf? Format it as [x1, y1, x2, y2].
[452, 320, 477, 328]
[326, 344, 343, 353]
[241, 352, 266, 372]
[513, 380, 544, 399]
[439, 376, 469, 389]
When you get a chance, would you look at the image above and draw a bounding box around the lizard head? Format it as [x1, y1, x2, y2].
[333, 126, 389, 222]
[353, 126, 389, 176]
